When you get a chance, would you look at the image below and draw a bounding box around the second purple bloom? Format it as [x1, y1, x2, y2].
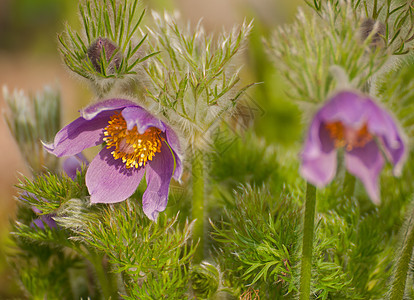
[44, 99, 182, 220]
[300, 91, 406, 203]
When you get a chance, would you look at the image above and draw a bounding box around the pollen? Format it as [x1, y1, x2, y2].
[103, 112, 164, 168]
[325, 121, 373, 151]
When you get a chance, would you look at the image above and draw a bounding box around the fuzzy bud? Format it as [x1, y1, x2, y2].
[87, 37, 122, 73]
[359, 19, 386, 48]
[3, 86, 61, 174]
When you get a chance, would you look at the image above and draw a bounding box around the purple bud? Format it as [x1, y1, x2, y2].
[87, 37, 122, 73]
[360, 19, 386, 47]
[30, 201, 57, 230]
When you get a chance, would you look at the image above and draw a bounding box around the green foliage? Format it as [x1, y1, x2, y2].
[145, 12, 253, 150]
[123, 268, 188, 300]
[10, 248, 81, 300]
[146, 12, 251, 109]
[17, 168, 88, 215]
[210, 181, 407, 299]
[211, 185, 302, 298]
[9, 202, 87, 300]
[374, 57, 414, 139]
[207, 129, 279, 197]
[312, 196, 399, 299]
[307, 0, 414, 55]
[12, 169, 198, 299]
[72, 200, 196, 299]
[14, 218, 70, 248]
[267, 2, 389, 105]
[190, 262, 220, 299]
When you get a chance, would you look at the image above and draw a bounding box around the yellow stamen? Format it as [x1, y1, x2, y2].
[103, 112, 164, 168]
[325, 121, 373, 151]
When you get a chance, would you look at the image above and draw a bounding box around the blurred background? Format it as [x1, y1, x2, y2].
[0, 0, 301, 297]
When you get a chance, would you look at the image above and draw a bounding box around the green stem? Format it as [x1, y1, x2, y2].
[390, 205, 414, 300]
[343, 171, 356, 199]
[90, 252, 118, 300]
[299, 182, 317, 300]
[192, 150, 205, 264]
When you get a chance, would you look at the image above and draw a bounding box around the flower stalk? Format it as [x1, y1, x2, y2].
[299, 182, 317, 300]
[192, 150, 205, 264]
[389, 204, 414, 300]
[343, 171, 356, 199]
[89, 252, 118, 300]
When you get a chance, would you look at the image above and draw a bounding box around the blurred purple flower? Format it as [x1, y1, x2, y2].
[44, 99, 182, 220]
[31, 206, 57, 230]
[300, 91, 406, 203]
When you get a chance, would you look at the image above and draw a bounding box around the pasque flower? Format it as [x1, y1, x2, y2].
[300, 91, 406, 203]
[44, 99, 182, 220]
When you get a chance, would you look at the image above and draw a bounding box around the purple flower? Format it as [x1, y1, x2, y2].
[300, 91, 406, 203]
[44, 99, 182, 220]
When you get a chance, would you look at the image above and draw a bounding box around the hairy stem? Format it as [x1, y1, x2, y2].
[90, 252, 118, 300]
[390, 204, 414, 300]
[343, 171, 356, 199]
[299, 182, 317, 300]
[192, 150, 205, 264]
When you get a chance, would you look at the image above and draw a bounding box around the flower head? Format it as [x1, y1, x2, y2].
[300, 91, 406, 203]
[359, 19, 386, 48]
[44, 99, 182, 220]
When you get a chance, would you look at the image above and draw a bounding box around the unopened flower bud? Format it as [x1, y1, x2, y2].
[87, 37, 122, 73]
[190, 262, 219, 299]
[360, 18, 386, 48]
[3, 86, 61, 174]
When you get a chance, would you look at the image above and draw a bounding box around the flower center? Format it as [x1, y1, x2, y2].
[324, 121, 373, 151]
[103, 112, 164, 168]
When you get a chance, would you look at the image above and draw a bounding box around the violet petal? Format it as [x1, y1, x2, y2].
[364, 99, 406, 175]
[318, 91, 368, 127]
[31, 215, 57, 230]
[44, 111, 113, 157]
[300, 113, 337, 187]
[142, 141, 174, 220]
[86, 147, 145, 203]
[31, 206, 42, 214]
[164, 124, 183, 181]
[345, 140, 384, 204]
[81, 98, 138, 120]
[121, 106, 165, 134]
[31, 218, 47, 230]
[40, 214, 57, 229]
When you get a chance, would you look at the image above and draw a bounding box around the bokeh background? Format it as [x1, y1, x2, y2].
[0, 0, 301, 297]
